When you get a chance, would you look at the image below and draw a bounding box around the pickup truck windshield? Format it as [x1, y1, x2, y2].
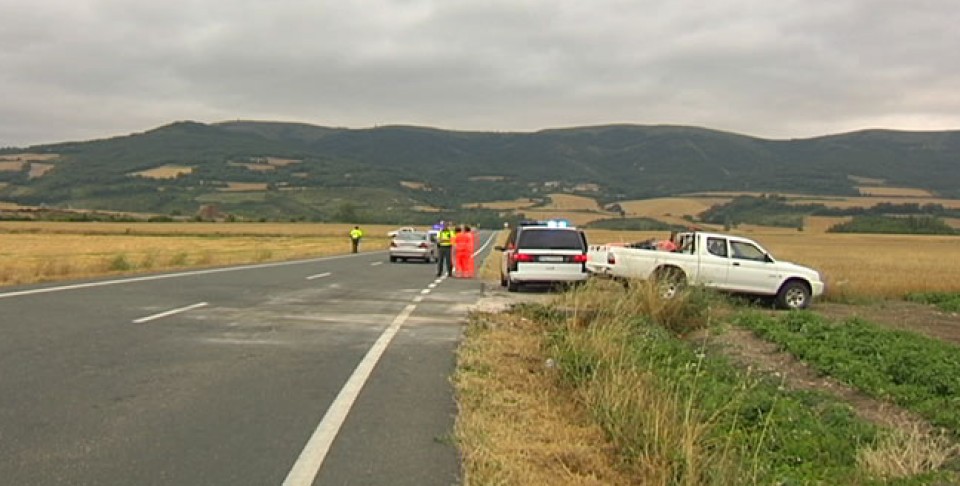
[517, 230, 585, 250]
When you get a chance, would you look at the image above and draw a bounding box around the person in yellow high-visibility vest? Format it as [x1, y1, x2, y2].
[349, 226, 363, 253]
[436, 222, 454, 277]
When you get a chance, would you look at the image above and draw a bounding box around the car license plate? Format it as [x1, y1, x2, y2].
[539, 256, 564, 262]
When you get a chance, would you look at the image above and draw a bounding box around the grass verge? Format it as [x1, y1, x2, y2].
[457, 279, 959, 484]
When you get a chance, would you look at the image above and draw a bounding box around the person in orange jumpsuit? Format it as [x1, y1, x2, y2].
[455, 225, 476, 278]
[453, 225, 470, 277]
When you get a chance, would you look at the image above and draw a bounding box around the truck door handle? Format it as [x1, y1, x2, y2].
[732, 262, 741, 266]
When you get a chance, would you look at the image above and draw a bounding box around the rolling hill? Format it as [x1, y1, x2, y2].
[0, 121, 957, 223]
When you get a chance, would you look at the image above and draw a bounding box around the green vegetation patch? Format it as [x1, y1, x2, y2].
[905, 292, 960, 313]
[828, 215, 957, 235]
[734, 311, 960, 436]
[520, 302, 886, 484]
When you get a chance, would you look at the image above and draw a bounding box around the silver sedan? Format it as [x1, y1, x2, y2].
[388, 231, 438, 263]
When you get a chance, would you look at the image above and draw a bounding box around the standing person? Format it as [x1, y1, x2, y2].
[462, 225, 476, 278]
[454, 225, 469, 277]
[436, 222, 454, 277]
[349, 225, 363, 253]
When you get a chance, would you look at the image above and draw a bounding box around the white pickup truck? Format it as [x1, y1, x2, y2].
[586, 231, 825, 309]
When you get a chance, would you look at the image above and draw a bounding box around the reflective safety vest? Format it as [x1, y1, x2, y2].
[350, 228, 363, 240]
[437, 229, 453, 246]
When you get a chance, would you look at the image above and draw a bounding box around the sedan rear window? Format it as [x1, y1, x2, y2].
[517, 229, 585, 250]
[396, 232, 427, 241]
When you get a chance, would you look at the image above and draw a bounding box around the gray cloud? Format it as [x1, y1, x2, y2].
[2, 0, 959, 147]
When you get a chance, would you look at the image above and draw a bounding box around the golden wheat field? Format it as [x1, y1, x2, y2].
[130, 164, 194, 179]
[580, 228, 960, 299]
[3, 220, 959, 299]
[0, 222, 395, 287]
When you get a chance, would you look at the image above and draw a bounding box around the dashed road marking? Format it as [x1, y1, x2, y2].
[133, 302, 208, 324]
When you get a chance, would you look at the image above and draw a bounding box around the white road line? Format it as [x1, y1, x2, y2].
[306, 272, 332, 280]
[412, 295, 424, 303]
[0, 252, 369, 300]
[283, 303, 418, 486]
[420, 289, 430, 294]
[132, 302, 208, 324]
[370, 261, 383, 266]
[473, 231, 498, 257]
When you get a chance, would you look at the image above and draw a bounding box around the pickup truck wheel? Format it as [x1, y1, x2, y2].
[655, 268, 686, 300]
[776, 281, 810, 310]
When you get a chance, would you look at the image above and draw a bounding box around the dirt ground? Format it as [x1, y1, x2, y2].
[814, 300, 960, 345]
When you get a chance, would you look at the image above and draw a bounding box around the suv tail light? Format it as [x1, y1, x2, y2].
[513, 253, 535, 263]
[571, 254, 587, 263]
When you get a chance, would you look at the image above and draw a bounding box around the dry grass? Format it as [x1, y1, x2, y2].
[400, 181, 428, 190]
[857, 186, 934, 197]
[0, 153, 59, 162]
[227, 162, 276, 172]
[579, 227, 960, 300]
[263, 157, 301, 166]
[617, 197, 732, 225]
[740, 232, 960, 299]
[220, 182, 270, 191]
[455, 311, 640, 485]
[463, 198, 539, 210]
[688, 191, 960, 210]
[28, 163, 55, 178]
[521, 210, 609, 226]
[857, 424, 960, 480]
[541, 194, 604, 212]
[0, 222, 392, 287]
[131, 165, 194, 179]
[0, 161, 25, 171]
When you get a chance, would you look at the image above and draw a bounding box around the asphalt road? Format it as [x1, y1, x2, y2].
[0, 231, 498, 485]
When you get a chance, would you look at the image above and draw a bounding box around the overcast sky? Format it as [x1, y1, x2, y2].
[2, 0, 959, 147]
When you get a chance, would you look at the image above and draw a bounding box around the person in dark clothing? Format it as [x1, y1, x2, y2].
[435, 223, 454, 276]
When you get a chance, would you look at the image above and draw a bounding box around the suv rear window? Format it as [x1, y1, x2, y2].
[517, 229, 585, 250]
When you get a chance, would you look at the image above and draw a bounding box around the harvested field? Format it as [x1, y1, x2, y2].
[131, 164, 194, 179]
[580, 228, 960, 299]
[0, 161, 24, 171]
[540, 193, 604, 211]
[220, 182, 269, 191]
[616, 197, 731, 226]
[0, 222, 393, 287]
[28, 163, 55, 178]
[857, 186, 935, 197]
[400, 181, 427, 190]
[228, 162, 276, 172]
[462, 198, 538, 210]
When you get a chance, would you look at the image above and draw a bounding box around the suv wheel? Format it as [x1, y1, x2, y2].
[507, 278, 520, 292]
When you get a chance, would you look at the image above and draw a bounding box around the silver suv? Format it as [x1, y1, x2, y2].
[496, 224, 588, 292]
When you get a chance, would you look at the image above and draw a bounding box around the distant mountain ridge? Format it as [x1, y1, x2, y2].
[0, 120, 957, 222]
